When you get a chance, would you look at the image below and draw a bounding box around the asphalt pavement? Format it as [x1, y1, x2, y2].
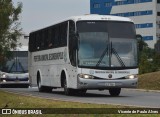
[1, 87, 160, 108]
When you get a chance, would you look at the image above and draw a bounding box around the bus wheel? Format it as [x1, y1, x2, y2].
[77, 89, 87, 96]
[44, 87, 53, 92]
[37, 75, 45, 92]
[63, 78, 74, 95]
[109, 88, 121, 96]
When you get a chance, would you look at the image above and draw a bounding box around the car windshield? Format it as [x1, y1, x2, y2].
[77, 21, 137, 68]
[1, 51, 28, 73]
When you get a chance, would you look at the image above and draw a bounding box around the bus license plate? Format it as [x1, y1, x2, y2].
[15, 79, 19, 82]
[105, 83, 116, 86]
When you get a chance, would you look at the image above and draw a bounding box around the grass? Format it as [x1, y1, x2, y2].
[0, 90, 122, 109]
[0, 90, 159, 117]
[0, 71, 160, 117]
[138, 71, 160, 90]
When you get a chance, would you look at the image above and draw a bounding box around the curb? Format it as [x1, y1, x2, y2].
[124, 88, 160, 93]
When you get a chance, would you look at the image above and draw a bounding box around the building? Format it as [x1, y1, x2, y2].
[90, 0, 160, 48]
[19, 34, 29, 47]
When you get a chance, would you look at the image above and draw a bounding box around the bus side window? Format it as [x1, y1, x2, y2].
[60, 22, 67, 47]
[29, 33, 34, 52]
[54, 25, 59, 48]
[51, 27, 55, 48]
[48, 29, 53, 48]
[29, 32, 40, 52]
[44, 29, 49, 49]
[69, 20, 76, 66]
[36, 33, 40, 50]
[41, 31, 45, 49]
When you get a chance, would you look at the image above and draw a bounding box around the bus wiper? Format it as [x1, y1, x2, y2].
[111, 47, 126, 67]
[96, 46, 108, 67]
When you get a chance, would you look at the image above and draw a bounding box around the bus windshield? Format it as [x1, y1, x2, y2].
[1, 51, 28, 73]
[77, 21, 137, 68]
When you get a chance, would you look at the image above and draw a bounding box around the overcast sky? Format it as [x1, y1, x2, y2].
[13, 0, 90, 34]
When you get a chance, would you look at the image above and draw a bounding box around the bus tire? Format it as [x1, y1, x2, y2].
[77, 89, 87, 96]
[63, 78, 74, 95]
[44, 87, 53, 92]
[37, 73, 45, 92]
[109, 88, 121, 96]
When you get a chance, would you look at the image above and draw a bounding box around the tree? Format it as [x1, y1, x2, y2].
[137, 36, 148, 52]
[0, 0, 22, 67]
[138, 38, 160, 74]
[153, 53, 160, 71]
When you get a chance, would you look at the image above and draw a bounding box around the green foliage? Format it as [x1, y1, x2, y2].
[0, 0, 22, 67]
[139, 51, 155, 74]
[137, 37, 147, 52]
[152, 53, 160, 70]
[138, 39, 160, 74]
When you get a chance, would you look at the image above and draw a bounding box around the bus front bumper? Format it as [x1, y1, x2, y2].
[0, 78, 29, 88]
[77, 77, 138, 89]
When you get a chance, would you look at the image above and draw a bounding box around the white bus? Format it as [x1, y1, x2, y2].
[0, 46, 29, 88]
[29, 15, 139, 96]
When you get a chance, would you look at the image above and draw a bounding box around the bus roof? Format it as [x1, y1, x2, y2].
[69, 14, 133, 22]
[30, 14, 133, 33]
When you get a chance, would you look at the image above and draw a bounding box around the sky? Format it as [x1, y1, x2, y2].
[13, 0, 90, 34]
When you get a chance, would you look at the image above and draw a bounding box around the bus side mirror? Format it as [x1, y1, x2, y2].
[136, 34, 143, 41]
[136, 34, 143, 51]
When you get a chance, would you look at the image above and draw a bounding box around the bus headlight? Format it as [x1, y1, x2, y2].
[0, 74, 7, 82]
[1, 74, 7, 78]
[78, 74, 94, 79]
[125, 75, 137, 79]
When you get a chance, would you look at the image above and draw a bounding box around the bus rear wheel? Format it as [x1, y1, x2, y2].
[37, 78, 45, 92]
[37, 79, 52, 92]
[37, 73, 52, 92]
[109, 88, 121, 96]
[77, 89, 87, 96]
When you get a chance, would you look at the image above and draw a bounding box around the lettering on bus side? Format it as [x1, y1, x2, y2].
[34, 52, 63, 62]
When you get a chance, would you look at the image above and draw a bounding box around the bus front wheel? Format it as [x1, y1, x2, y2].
[109, 88, 121, 96]
[63, 78, 74, 95]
